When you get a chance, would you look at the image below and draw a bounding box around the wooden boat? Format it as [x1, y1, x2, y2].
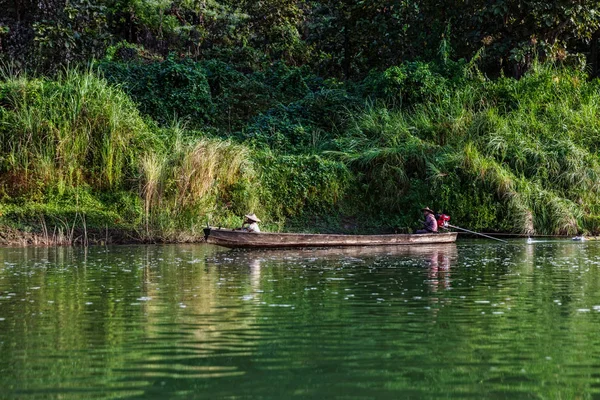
[203, 227, 457, 249]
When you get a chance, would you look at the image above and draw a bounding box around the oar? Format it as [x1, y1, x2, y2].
[448, 224, 508, 243]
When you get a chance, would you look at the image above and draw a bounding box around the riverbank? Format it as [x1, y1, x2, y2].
[2, 62, 600, 237]
[0, 224, 212, 246]
[2, 222, 597, 247]
[0, 225, 137, 246]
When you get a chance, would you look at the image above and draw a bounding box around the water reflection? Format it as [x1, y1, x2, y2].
[2, 241, 600, 399]
[234, 243, 457, 259]
[249, 258, 261, 291]
[427, 247, 453, 292]
[207, 244, 459, 300]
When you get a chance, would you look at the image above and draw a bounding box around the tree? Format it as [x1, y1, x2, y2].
[445, 0, 600, 76]
[0, 0, 108, 72]
[306, 0, 418, 79]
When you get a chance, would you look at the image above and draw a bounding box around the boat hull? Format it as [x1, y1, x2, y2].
[204, 228, 458, 249]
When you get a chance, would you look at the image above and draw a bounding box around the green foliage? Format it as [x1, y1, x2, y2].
[362, 62, 448, 105]
[360, 55, 481, 107]
[468, 0, 600, 75]
[0, 0, 109, 73]
[0, 67, 357, 238]
[257, 152, 351, 222]
[0, 187, 143, 236]
[202, 59, 280, 131]
[336, 61, 600, 234]
[243, 89, 360, 153]
[32, 0, 109, 71]
[4, 0, 600, 79]
[99, 56, 213, 126]
[104, 41, 160, 63]
[6, 1, 600, 239]
[237, 0, 309, 64]
[99, 58, 329, 133]
[0, 68, 148, 193]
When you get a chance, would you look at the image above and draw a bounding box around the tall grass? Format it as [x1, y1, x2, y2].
[336, 62, 600, 234]
[0, 69, 263, 238]
[0, 67, 351, 238]
[4, 61, 600, 236]
[139, 127, 259, 238]
[0, 68, 148, 194]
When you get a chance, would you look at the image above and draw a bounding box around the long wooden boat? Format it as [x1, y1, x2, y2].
[203, 227, 457, 249]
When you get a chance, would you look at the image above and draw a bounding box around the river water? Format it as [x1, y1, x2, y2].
[1, 241, 600, 399]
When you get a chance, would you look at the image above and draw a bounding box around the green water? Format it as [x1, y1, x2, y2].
[1, 241, 600, 399]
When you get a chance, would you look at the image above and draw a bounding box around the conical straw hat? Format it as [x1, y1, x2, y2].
[245, 213, 261, 222]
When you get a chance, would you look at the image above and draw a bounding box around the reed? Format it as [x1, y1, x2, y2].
[137, 126, 259, 238]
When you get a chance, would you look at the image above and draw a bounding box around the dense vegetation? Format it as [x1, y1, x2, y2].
[2, 0, 600, 239]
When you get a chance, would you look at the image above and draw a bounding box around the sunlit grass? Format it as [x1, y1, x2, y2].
[0, 67, 147, 193]
[0, 68, 262, 239]
[336, 62, 600, 234]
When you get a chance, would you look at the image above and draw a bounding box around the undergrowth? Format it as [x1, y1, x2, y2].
[2, 59, 600, 239]
[336, 62, 600, 234]
[0, 68, 349, 240]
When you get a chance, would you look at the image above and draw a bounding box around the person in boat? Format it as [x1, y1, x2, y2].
[241, 213, 261, 233]
[416, 207, 438, 234]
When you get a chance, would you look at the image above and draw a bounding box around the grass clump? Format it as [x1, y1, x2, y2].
[334, 62, 600, 234]
[139, 126, 260, 239]
[0, 68, 148, 194]
[0, 69, 254, 239]
[0, 68, 350, 240]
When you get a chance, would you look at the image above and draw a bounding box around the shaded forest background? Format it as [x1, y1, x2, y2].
[2, 0, 600, 239]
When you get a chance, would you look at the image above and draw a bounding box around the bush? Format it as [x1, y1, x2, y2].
[256, 152, 351, 221]
[243, 89, 361, 153]
[361, 61, 458, 106]
[99, 55, 214, 126]
[336, 62, 600, 234]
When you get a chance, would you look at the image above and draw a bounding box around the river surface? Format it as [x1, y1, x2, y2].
[1, 240, 600, 399]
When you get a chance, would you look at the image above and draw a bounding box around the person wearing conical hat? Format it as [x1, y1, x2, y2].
[416, 207, 438, 234]
[242, 213, 261, 233]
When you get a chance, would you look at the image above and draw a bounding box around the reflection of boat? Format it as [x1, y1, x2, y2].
[238, 243, 458, 259]
[203, 228, 458, 249]
[206, 244, 458, 267]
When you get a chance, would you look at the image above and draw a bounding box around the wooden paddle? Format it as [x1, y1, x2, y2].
[448, 224, 508, 243]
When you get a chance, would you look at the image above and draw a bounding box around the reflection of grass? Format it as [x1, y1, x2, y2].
[2, 244, 600, 396]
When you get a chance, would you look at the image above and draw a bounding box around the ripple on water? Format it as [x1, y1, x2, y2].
[2, 242, 600, 398]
